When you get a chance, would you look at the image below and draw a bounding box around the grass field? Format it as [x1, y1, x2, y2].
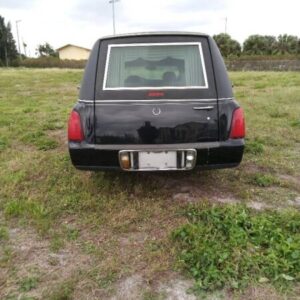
[0, 68, 299, 300]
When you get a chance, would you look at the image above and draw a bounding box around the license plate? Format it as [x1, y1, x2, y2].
[138, 151, 177, 170]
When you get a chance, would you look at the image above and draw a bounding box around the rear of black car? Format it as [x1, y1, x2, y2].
[68, 32, 245, 171]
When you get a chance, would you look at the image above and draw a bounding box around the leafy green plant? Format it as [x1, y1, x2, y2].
[0, 226, 9, 241]
[245, 138, 264, 154]
[45, 278, 76, 300]
[19, 276, 39, 292]
[251, 173, 280, 187]
[291, 119, 300, 128]
[172, 204, 300, 292]
[0, 137, 8, 151]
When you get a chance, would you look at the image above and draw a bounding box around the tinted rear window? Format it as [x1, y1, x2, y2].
[103, 43, 208, 90]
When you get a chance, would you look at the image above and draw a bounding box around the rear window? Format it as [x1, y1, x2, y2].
[103, 43, 208, 90]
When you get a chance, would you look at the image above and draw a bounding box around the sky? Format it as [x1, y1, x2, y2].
[1, 0, 299, 56]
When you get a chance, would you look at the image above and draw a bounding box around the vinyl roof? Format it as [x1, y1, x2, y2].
[100, 31, 209, 40]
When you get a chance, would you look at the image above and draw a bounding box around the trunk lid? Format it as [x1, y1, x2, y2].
[94, 100, 218, 144]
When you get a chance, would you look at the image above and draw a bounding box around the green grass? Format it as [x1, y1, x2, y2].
[0, 69, 299, 299]
[19, 276, 39, 292]
[172, 204, 300, 292]
[250, 173, 280, 187]
[0, 225, 9, 241]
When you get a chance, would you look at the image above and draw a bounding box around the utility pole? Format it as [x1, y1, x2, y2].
[16, 20, 22, 58]
[109, 0, 120, 35]
[23, 40, 27, 57]
[224, 17, 227, 34]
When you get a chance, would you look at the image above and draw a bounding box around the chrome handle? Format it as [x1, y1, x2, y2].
[193, 106, 214, 110]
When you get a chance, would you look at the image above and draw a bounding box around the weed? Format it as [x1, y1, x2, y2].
[0, 226, 9, 241]
[45, 278, 77, 300]
[0, 137, 8, 151]
[291, 119, 300, 128]
[4, 199, 47, 219]
[19, 276, 39, 292]
[0, 246, 13, 267]
[269, 110, 289, 118]
[50, 234, 65, 252]
[172, 204, 300, 292]
[143, 290, 165, 300]
[65, 227, 79, 241]
[251, 173, 280, 187]
[245, 138, 264, 154]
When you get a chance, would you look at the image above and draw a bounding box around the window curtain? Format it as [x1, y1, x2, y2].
[105, 44, 206, 88]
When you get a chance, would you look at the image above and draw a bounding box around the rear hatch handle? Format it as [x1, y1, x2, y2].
[193, 106, 214, 110]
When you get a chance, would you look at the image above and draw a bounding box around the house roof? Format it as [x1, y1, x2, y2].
[56, 44, 91, 51]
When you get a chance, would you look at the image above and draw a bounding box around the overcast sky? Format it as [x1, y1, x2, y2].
[1, 0, 299, 56]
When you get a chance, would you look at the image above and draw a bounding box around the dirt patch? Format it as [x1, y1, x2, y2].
[119, 232, 148, 247]
[109, 274, 146, 300]
[239, 285, 283, 300]
[158, 278, 197, 300]
[241, 162, 271, 174]
[47, 129, 68, 151]
[279, 174, 300, 191]
[107, 273, 198, 300]
[0, 225, 91, 299]
[172, 192, 197, 204]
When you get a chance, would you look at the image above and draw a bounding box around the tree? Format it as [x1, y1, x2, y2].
[277, 34, 298, 55]
[243, 35, 277, 55]
[36, 42, 58, 57]
[213, 33, 241, 58]
[0, 15, 18, 66]
[262, 35, 277, 55]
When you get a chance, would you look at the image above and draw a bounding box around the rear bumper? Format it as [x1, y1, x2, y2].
[69, 139, 244, 171]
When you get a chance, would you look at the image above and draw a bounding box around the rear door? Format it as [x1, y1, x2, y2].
[94, 34, 218, 145]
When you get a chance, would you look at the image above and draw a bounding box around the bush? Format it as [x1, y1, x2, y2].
[172, 204, 300, 292]
[17, 57, 86, 69]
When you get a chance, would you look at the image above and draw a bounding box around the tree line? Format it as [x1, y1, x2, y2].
[0, 16, 18, 66]
[0, 15, 58, 66]
[213, 33, 300, 58]
[1, 13, 300, 66]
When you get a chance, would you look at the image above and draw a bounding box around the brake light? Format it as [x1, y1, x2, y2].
[147, 91, 165, 97]
[68, 110, 84, 142]
[230, 107, 245, 139]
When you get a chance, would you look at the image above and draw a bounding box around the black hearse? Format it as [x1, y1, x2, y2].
[68, 32, 245, 171]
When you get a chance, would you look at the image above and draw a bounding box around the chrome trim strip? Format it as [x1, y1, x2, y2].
[193, 106, 214, 110]
[219, 97, 234, 101]
[91, 142, 221, 150]
[78, 98, 232, 104]
[78, 99, 221, 104]
[118, 149, 197, 171]
[102, 42, 209, 90]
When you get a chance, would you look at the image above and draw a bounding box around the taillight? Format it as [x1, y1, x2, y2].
[230, 107, 245, 139]
[68, 110, 84, 142]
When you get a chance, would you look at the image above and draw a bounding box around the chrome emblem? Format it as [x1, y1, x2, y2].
[152, 107, 161, 116]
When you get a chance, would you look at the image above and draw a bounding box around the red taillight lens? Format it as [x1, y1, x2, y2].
[147, 91, 165, 97]
[68, 110, 84, 142]
[230, 107, 245, 139]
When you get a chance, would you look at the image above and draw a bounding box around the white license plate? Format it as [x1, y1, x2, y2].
[138, 151, 177, 170]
